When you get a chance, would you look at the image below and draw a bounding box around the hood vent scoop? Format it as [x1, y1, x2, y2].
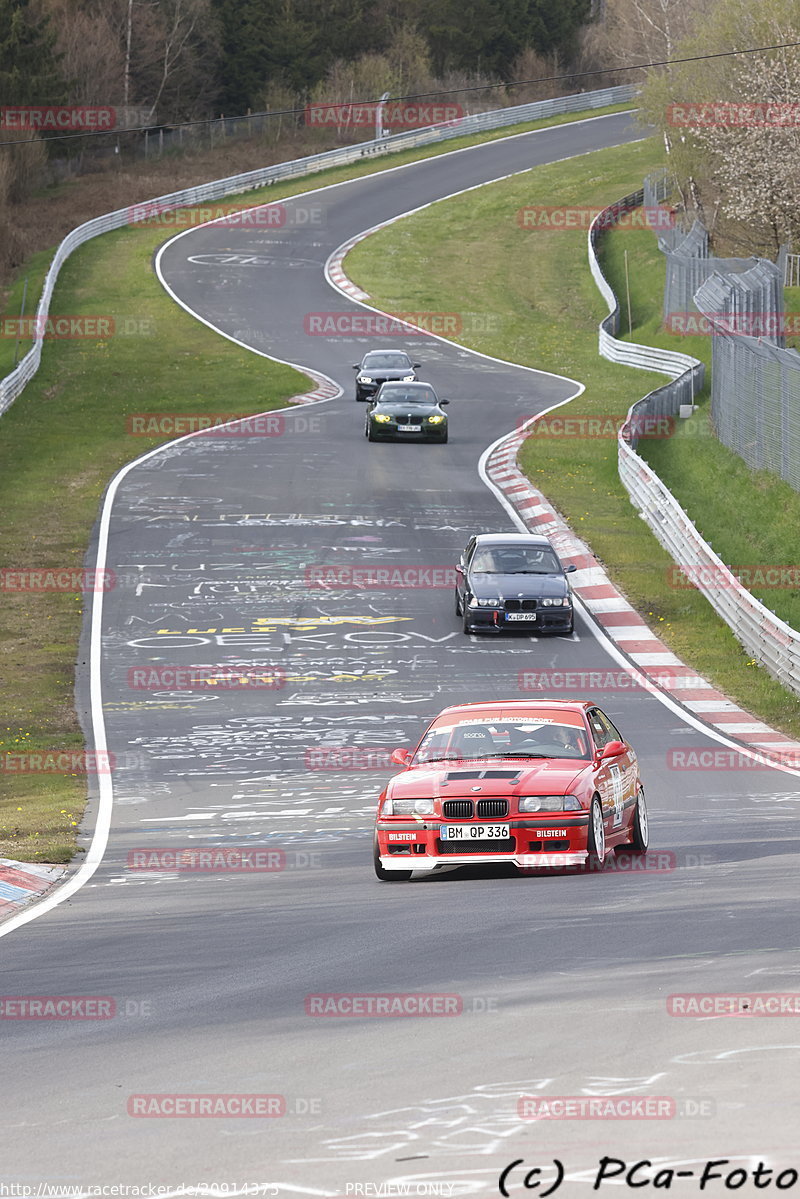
[444, 769, 521, 781]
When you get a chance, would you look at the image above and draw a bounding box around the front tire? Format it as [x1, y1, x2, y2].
[462, 601, 474, 634]
[455, 588, 462, 616]
[586, 796, 607, 870]
[367, 425, 378, 442]
[620, 788, 649, 853]
[373, 836, 412, 882]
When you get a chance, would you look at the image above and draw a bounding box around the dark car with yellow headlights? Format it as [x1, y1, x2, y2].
[365, 382, 449, 443]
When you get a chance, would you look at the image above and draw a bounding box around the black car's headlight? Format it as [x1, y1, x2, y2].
[383, 797, 434, 815]
[401, 374, 416, 381]
[469, 597, 502, 608]
[373, 414, 392, 424]
[357, 375, 373, 383]
[427, 415, 445, 425]
[519, 795, 582, 812]
[541, 597, 571, 607]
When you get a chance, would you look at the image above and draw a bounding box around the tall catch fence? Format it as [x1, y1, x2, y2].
[0, 84, 636, 421]
[696, 268, 800, 487]
[649, 172, 799, 489]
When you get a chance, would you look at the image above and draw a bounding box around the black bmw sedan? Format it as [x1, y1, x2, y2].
[365, 382, 449, 443]
[454, 533, 577, 634]
[353, 349, 421, 401]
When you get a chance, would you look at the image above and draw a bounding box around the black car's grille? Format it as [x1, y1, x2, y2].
[437, 837, 516, 855]
[504, 598, 537, 612]
[477, 798, 509, 818]
[442, 799, 473, 818]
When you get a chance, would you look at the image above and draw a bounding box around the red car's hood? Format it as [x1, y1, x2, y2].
[387, 759, 586, 799]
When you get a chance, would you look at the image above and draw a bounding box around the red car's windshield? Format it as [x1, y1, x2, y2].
[414, 717, 591, 763]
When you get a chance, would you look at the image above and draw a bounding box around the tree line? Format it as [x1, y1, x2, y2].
[3, 0, 800, 254]
[0, 0, 593, 123]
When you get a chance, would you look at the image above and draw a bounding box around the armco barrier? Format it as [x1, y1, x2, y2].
[587, 182, 800, 699]
[0, 85, 636, 419]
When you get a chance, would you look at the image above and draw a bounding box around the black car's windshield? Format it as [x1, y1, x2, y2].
[377, 387, 437, 405]
[363, 354, 411, 370]
[414, 719, 591, 763]
[470, 546, 562, 574]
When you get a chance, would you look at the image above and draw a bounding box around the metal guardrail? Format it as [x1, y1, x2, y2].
[588, 179, 800, 700]
[0, 84, 637, 420]
[588, 187, 702, 386]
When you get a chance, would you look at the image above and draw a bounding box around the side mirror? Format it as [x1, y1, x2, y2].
[413, 362, 421, 369]
[565, 563, 577, 573]
[440, 399, 450, 405]
[600, 740, 626, 761]
[390, 747, 412, 766]
[352, 364, 360, 370]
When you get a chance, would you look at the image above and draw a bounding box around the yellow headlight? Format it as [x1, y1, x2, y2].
[374, 414, 392, 423]
[427, 415, 444, 425]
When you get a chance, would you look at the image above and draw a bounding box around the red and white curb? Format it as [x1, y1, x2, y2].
[487, 426, 800, 763]
[0, 859, 67, 922]
[327, 233, 372, 302]
[286, 369, 340, 405]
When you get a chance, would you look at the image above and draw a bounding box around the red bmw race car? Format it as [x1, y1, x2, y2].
[373, 700, 647, 881]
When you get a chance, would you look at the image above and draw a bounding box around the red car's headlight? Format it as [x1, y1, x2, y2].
[382, 797, 435, 816]
[518, 795, 582, 812]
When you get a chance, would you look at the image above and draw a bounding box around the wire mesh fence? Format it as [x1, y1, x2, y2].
[641, 170, 800, 491]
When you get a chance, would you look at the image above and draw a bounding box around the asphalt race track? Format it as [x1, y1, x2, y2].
[2, 112, 799, 1193]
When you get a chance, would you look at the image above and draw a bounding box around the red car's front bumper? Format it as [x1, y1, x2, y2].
[375, 815, 590, 871]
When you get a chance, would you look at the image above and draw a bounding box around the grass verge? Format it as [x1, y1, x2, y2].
[0, 100, 639, 866]
[344, 137, 800, 738]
